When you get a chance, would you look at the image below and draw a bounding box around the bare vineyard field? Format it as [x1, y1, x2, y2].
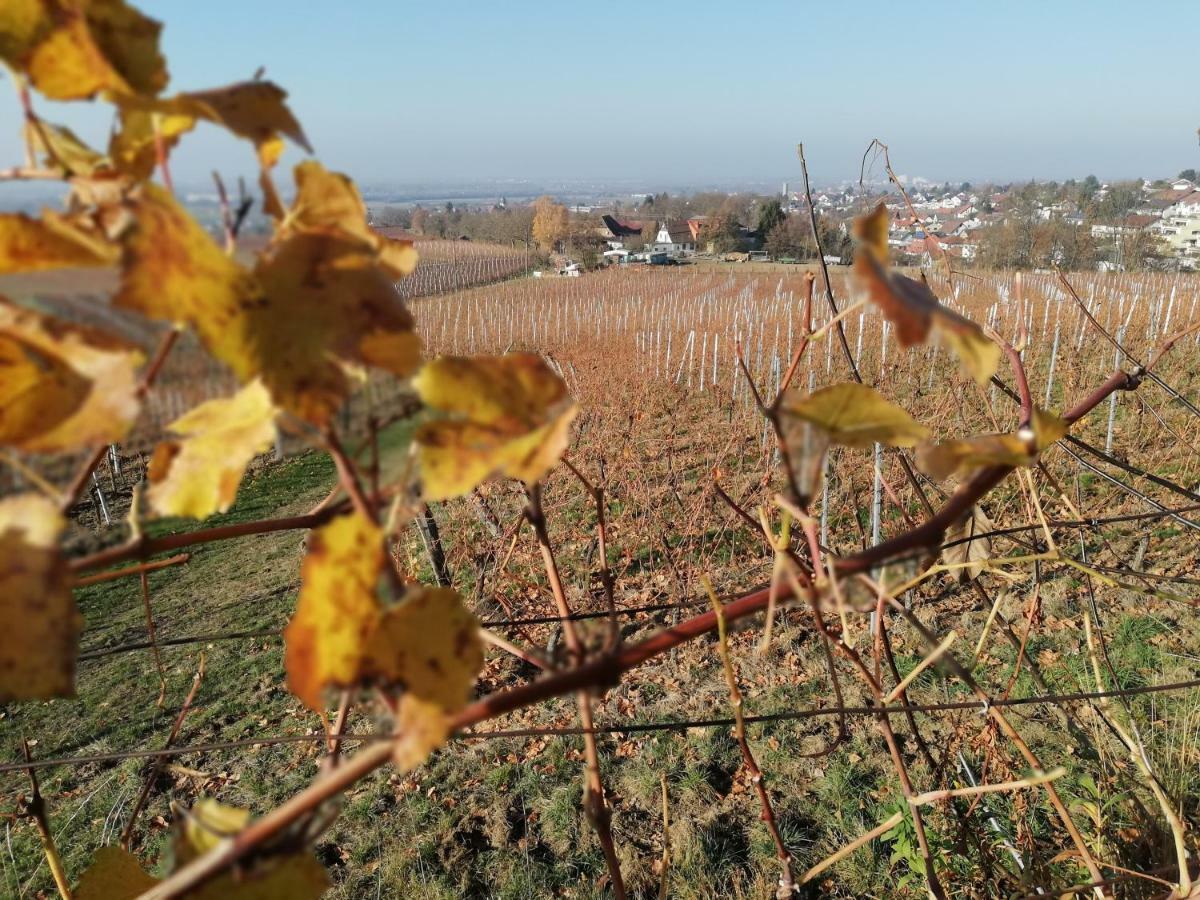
[395, 239, 537, 301]
[5, 264, 1200, 897]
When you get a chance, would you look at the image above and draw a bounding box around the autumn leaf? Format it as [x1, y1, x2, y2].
[917, 407, 1069, 481]
[25, 119, 106, 176]
[284, 511, 385, 710]
[363, 586, 483, 711]
[178, 798, 251, 861]
[115, 185, 420, 423]
[1, 0, 167, 101]
[77, 821, 328, 899]
[114, 79, 309, 185]
[146, 381, 277, 519]
[75, 847, 159, 900]
[172, 799, 329, 898]
[0, 211, 118, 273]
[179, 80, 311, 154]
[113, 182, 253, 328]
[782, 382, 929, 449]
[108, 103, 197, 179]
[0, 493, 79, 702]
[942, 505, 994, 582]
[248, 231, 421, 422]
[393, 695, 451, 773]
[0, 297, 142, 452]
[780, 382, 928, 501]
[414, 353, 577, 501]
[852, 237, 999, 385]
[284, 161, 417, 277]
[852, 201, 890, 262]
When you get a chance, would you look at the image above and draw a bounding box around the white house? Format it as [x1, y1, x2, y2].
[650, 221, 695, 256]
[1166, 191, 1200, 217]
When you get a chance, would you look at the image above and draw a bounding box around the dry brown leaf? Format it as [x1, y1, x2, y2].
[852, 241, 999, 385]
[942, 505, 994, 582]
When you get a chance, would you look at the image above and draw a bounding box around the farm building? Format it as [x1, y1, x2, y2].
[649, 220, 695, 256]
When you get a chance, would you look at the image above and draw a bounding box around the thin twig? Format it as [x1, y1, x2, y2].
[120, 654, 206, 849]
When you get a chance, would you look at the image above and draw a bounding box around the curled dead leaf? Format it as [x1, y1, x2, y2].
[849, 206, 999, 386]
[942, 505, 994, 582]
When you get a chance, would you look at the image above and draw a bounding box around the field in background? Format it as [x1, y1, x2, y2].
[4, 263, 1200, 897]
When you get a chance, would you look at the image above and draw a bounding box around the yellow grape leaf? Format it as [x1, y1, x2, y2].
[248, 232, 421, 422]
[780, 382, 927, 501]
[286, 161, 418, 277]
[0, 297, 142, 452]
[193, 856, 329, 900]
[75, 846, 159, 900]
[171, 799, 329, 899]
[0, 0, 44, 64]
[115, 185, 420, 423]
[393, 695, 451, 773]
[258, 136, 286, 219]
[783, 382, 929, 449]
[363, 586, 482, 711]
[3, 0, 167, 101]
[0, 211, 118, 273]
[178, 797, 250, 861]
[146, 381, 277, 519]
[942, 504, 994, 582]
[0, 493, 79, 701]
[917, 407, 1068, 481]
[108, 104, 197, 179]
[853, 248, 999, 386]
[116, 80, 308, 175]
[852, 201, 890, 263]
[25, 119, 106, 176]
[114, 182, 253, 326]
[284, 511, 384, 710]
[414, 353, 578, 501]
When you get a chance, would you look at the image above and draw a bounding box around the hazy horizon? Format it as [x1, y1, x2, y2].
[0, 0, 1196, 191]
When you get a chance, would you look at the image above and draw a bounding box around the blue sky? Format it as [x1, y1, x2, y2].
[1, 1, 1196, 189]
